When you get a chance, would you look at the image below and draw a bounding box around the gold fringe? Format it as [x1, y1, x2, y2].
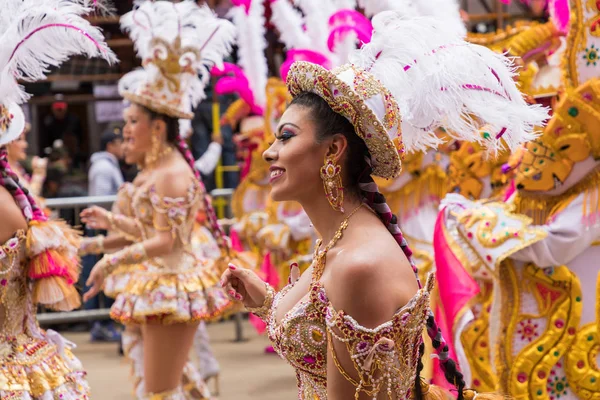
[512, 168, 600, 224]
[395, 164, 448, 219]
[505, 21, 558, 58]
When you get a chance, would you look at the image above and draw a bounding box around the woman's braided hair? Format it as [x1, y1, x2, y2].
[0, 147, 46, 222]
[140, 106, 229, 252]
[290, 92, 467, 400]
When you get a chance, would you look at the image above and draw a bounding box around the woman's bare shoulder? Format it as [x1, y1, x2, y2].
[325, 226, 419, 327]
[0, 186, 28, 243]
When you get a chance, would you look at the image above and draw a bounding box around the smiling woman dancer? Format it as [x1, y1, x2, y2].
[221, 11, 548, 400]
[0, 0, 116, 398]
[79, 2, 236, 399]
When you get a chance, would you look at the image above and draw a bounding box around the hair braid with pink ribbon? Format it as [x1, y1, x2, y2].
[0, 148, 46, 223]
[173, 132, 230, 253]
[358, 157, 464, 398]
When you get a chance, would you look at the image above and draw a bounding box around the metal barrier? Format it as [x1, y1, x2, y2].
[40, 188, 247, 342]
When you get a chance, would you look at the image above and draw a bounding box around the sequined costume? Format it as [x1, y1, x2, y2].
[251, 262, 435, 400]
[0, 227, 89, 399]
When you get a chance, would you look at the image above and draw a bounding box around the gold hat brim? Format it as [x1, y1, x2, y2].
[122, 91, 194, 120]
[286, 62, 402, 179]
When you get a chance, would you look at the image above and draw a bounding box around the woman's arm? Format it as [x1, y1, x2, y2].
[79, 234, 133, 256]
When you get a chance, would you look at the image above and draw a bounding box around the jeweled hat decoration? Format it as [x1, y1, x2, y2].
[0, 0, 117, 147]
[119, 1, 236, 120]
[287, 12, 549, 180]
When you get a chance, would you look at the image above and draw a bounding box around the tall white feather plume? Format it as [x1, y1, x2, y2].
[357, 0, 466, 37]
[228, 0, 268, 109]
[333, 0, 357, 8]
[0, 0, 117, 105]
[357, 0, 408, 17]
[117, 68, 147, 98]
[121, 1, 236, 108]
[270, 0, 311, 49]
[294, 0, 336, 55]
[350, 13, 548, 154]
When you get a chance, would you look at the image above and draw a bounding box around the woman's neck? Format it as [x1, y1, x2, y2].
[300, 193, 364, 246]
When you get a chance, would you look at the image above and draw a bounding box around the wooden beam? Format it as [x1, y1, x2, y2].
[107, 38, 133, 48]
[85, 15, 120, 25]
[29, 93, 123, 105]
[40, 73, 125, 83]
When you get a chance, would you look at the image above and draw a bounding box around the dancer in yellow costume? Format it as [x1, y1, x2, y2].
[437, 1, 600, 397]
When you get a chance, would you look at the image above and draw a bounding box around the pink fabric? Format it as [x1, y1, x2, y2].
[503, 179, 516, 202]
[229, 228, 244, 252]
[433, 209, 480, 379]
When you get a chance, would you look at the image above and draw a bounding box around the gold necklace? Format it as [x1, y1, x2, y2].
[311, 203, 365, 281]
[145, 145, 174, 170]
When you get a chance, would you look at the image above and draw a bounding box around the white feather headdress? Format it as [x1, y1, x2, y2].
[287, 12, 549, 179]
[227, 0, 268, 111]
[119, 0, 236, 119]
[0, 0, 117, 146]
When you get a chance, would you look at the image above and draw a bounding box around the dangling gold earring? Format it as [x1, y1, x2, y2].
[145, 134, 160, 167]
[320, 155, 345, 213]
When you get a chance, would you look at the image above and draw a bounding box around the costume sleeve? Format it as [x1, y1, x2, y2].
[194, 142, 222, 176]
[511, 193, 600, 267]
[325, 276, 434, 399]
[107, 212, 144, 242]
[96, 242, 147, 276]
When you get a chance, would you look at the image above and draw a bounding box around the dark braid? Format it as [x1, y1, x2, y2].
[141, 105, 230, 253]
[414, 342, 426, 400]
[291, 91, 469, 400]
[0, 147, 46, 222]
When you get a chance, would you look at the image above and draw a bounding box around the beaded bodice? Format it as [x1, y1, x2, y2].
[130, 179, 203, 268]
[0, 231, 37, 337]
[267, 273, 434, 399]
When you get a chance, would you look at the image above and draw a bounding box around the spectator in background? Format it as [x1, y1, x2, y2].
[82, 128, 124, 342]
[42, 94, 84, 168]
[88, 128, 124, 196]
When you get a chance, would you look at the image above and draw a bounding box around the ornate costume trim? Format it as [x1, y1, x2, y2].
[513, 168, 600, 225]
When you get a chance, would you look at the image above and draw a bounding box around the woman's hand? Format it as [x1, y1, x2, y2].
[220, 264, 268, 309]
[80, 206, 111, 230]
[83, 264, 105, 302]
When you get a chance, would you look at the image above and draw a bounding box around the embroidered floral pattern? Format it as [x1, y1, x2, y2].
[517, 319, 540, 342]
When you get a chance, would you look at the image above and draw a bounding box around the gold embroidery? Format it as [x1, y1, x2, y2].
[460, 280, 497, 392]
[564, 272, 600, 399]
[497, 262, 582, 399]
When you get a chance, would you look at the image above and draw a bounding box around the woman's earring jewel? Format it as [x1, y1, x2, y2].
[320, 156, 345, 213]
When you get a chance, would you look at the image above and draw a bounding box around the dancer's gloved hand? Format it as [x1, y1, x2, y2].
[80, 206, 110, 230]
[220, 263, 268, 308]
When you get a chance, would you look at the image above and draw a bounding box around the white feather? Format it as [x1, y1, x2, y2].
[350, 13, 548, 154]
[294, 0, 336, 55]
[228, 1, 268, 109]
[270, 0, 311, 49]
[357, 0, 465, 37]
[0, 0, 117, 105]
[121, 1, 236, 109]
[117, 69, 147, 98]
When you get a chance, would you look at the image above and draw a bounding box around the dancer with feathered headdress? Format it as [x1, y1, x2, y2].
[0, 0, 116, 398]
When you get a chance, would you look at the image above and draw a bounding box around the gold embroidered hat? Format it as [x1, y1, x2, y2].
[119, 1, 236, 119]
[0, 0, 116, 146]
[287, 12, 548, 180]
